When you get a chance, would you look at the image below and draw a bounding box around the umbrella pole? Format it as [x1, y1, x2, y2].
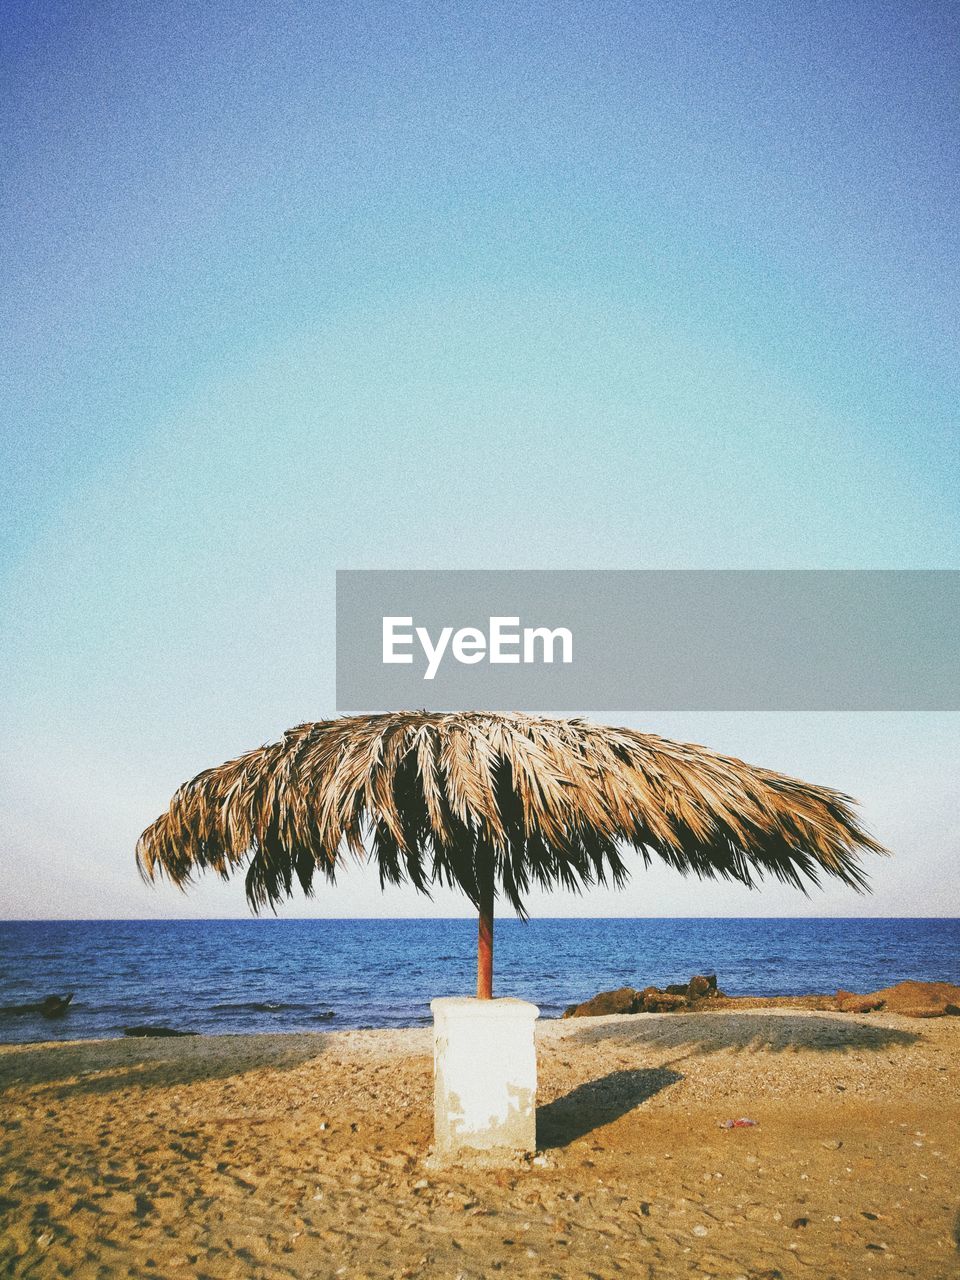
[477, 853, 494, 1000]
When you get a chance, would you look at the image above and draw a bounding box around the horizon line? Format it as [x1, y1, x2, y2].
[1, 915, 956, 924]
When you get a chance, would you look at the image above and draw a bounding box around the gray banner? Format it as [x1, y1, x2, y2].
[336, 570, 960, 712]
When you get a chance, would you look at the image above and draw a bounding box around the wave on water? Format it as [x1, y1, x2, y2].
[207, 1000, 338, 1023]
[209, 1001, 306, 1013]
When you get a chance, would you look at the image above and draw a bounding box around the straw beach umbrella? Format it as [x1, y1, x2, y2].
[137, 711, 885, 1000]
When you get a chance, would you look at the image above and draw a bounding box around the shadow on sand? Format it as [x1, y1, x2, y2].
[0, 1032, 330, 1099]
[536, 1012, 921, 1148]
[538, 1065, 684, 1148]
[561, 1011, 921, 1059]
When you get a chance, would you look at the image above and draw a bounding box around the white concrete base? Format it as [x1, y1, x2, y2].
[430, 997, 540, 1163]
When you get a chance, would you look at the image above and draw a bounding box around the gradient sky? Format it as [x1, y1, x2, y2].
[1, 1, 958, 920]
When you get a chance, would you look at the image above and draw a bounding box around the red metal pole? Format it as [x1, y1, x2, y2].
[476, 854, 494, 1000]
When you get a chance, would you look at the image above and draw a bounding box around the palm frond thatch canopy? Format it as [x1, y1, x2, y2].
[137, 711, 885, 917]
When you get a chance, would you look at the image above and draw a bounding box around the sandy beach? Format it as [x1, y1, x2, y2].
[1, 1009, 957, 1279]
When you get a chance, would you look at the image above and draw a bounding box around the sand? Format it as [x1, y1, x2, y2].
[1, 1009, 958, 1279]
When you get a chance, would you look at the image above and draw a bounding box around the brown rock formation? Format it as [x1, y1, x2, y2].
[563, 986, 640, 1018]
[835, 980, 960, 1018]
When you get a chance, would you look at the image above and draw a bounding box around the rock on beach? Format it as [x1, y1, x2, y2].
[564, 976, 960, 1020]
[834, 979, 960, 1018]
[564, 974, 723, 1018]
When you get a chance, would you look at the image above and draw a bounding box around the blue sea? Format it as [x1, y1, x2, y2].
[0, 918, 957, 1045]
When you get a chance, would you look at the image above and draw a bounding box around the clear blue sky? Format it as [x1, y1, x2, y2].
[1, 0, 958, 919]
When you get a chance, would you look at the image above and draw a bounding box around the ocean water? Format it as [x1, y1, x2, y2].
[0, 918, 957, 1045]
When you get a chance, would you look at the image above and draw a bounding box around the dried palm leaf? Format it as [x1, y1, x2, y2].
[137, 711, 886, 996]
